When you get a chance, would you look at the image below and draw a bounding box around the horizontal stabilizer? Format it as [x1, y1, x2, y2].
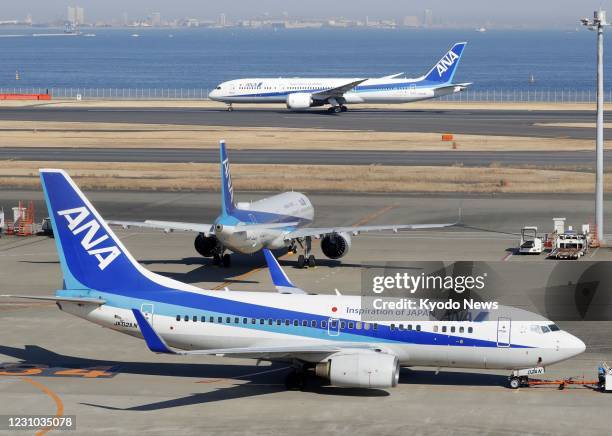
[1, 294, 106, 305]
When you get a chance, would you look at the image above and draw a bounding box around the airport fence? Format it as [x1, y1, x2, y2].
[2, 87, 612, 103]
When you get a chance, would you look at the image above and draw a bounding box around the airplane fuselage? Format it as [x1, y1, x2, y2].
[57, 289, 585, 371]
[209, 77, 459, 105]
[215, 191, 314, 254]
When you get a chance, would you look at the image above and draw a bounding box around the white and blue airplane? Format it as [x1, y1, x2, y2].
[108, 140, 457, 268]
[209, 42, 470, 112]
[2, 169, 586, 390]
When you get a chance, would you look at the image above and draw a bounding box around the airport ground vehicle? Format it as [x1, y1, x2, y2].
[519, 226, 542, 254]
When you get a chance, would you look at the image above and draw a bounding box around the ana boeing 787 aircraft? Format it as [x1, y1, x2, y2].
[2, 169, 585, 390]
[108, 140, 457, 268]
[208, 42, 469, 112]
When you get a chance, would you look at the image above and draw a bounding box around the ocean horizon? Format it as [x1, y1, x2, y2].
[0, 27, 609, 91]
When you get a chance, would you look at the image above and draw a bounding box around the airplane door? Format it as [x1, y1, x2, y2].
[497, 317, 511, 347]
[141, 304, 154, 327]
[327, 318, 340, 337]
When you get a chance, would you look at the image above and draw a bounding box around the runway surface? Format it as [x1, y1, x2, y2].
[0, 106, 609, 138]
[1, 190, 612, 435]
[0, 147, 607, 168]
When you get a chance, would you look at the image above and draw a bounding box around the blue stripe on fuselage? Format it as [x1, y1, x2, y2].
[57, 286, 530, 349]
[226, 80, 447, 99]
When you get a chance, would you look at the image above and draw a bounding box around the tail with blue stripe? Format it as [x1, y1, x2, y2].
[220, 140, 236, 216]
[40, 169, 199, 294]
[422, 42, 467, 84]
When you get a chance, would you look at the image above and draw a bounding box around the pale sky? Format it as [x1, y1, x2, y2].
[4, 0, 612, 27]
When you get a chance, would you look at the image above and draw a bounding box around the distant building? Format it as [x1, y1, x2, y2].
[403, 15, 420, 27]
[423, 9, 433, 27]
[218, 13, 226, 27]
[67, 6, 84, 25]
[151, 12, 161, 27]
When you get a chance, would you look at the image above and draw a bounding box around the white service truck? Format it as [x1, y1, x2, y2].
[519, 226, 543, 254]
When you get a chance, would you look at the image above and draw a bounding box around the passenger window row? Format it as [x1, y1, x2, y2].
[431, 325, 474, 334]
[174, 315, 386, 331]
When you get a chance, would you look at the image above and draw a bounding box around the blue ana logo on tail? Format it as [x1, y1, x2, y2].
[57, 206, 121, 270]
[435, 51, 459, 77]
[222, 157, 234, 205]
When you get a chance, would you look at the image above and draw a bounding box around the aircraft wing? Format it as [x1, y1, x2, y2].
[133, 309, 380, 359]
[311, 79, 367, 101]
[1, 295, 106, 305]
[107, 220, 214, 235]
[283, 222, 457, 240]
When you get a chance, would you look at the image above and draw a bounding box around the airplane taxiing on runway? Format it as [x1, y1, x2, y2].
[2, 169, 585, 390]
[108, 140, 457, 268]
[209, 42, 470, 113]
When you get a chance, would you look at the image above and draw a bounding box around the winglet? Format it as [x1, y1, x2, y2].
[262, 249, 306, 294]
[132, 309, 175, 354]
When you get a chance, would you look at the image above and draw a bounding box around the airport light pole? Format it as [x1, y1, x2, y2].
[581, 10, 609, 244]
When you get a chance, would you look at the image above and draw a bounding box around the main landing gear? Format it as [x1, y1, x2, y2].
[285, 370, 307, 390]
[295, 236, 316, 269]
[285, 361, 310, 390]
[327, 105, 347, 114]
[226, 103, 233, 112]
[212, 250, 232, 268]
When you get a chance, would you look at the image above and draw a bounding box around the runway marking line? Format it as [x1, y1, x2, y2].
[212, 204, 397, 291]
[501, 251, 513, 261]
[19, 377, 64, 436]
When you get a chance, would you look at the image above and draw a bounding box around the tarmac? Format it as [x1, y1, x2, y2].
[0, 147, 607, 168]
[1, 106, 611, 138]
[1, 190, 612, 435]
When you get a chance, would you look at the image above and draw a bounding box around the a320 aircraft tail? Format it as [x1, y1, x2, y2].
[39, 169, 199, 294]
[219, 140, 236, 216]
[422, 42, 467, 84]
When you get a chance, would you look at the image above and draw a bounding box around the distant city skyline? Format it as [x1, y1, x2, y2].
[2, 1, 612, 28]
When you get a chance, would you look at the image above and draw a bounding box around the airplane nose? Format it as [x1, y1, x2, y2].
[565, 333, 586, 357]
[209, 89, 218, 100]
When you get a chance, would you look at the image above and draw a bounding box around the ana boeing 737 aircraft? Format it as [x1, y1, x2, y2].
[108, 140, 457, 268]
[2, 169, 585, 390]
[208, 42, 470, 112]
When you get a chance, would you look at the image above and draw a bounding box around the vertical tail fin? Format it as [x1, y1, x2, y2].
[220, 140, 236, 216]
[422, 42, 467, 84]
[39, 169, 198, 293]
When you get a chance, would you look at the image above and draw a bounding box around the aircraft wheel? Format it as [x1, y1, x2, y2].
[222, 253, 231, 268]
[307, 255, 316, 268]
[509, 377, 520, 389]
[332, 106, 341, 113]
[297, 254, 306, 269]
[340, 105, 348, 112]
[285, 371, 306, 390]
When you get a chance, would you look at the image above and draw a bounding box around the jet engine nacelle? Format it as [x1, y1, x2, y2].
[316, 352, 400, 388]
[286, 92, 313, 110]
[194, 233, 219, 257]
[320, 232, 351, 259]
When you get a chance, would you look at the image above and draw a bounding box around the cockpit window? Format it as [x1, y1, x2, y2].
[541, 326, 551, 333]
[216, 86, 221, 90]
[548, 324, 560, 332]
